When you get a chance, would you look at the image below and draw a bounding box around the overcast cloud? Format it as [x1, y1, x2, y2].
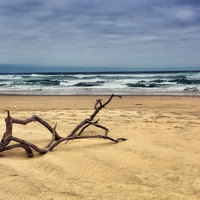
[0, 0, 200, 72]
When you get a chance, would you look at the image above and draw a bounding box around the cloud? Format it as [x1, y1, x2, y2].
[0, 0, 200, 71]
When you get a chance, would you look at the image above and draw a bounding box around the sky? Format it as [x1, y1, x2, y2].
[0, 0, 200, 73]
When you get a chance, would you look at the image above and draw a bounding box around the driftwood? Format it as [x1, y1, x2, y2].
[0, 94, 126, 157]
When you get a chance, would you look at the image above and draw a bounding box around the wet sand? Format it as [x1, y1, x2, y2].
[0, 95, 200, 200]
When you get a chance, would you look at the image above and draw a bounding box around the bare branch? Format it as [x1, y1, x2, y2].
[4, 144, 34, 157]
[46, 123, 57, 148]
[85, 120, 109, 136]
[12, 115, 62, 140]
[78, 119, 99, 136]
[11, 137, 48, 154]
[0, 95, 126, 157]
[94, 99, 102, 109]
[0, 135, 12, 151]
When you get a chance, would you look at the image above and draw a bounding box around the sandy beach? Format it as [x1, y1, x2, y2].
[0, 95, 200, 200]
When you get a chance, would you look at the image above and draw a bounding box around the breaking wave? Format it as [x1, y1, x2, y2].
[0, 71, 200, 95]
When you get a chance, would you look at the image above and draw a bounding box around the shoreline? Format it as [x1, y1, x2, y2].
[0, 90, 200, 96]
[0, 94, 200, 112]
[1, 93, 200, 97]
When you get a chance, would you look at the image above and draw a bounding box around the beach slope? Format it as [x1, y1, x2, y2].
[0, 95, 200, 200]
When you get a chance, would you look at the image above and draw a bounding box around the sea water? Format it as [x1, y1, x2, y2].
[0, 71, 200, 95]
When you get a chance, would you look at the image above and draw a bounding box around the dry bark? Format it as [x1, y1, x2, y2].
[0, 94, 126, 157]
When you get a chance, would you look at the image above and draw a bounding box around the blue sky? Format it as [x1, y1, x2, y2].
[0, 0, 200, 73]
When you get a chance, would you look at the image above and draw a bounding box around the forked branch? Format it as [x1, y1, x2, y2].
[0, 94, 126, 157]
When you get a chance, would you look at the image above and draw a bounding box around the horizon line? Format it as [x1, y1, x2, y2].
[1, 69, 200, 75]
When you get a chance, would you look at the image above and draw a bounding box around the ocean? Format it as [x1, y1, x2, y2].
[0, 71, 200, 95]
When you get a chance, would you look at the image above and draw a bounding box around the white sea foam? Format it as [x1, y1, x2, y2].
[0, 71, 200, 95]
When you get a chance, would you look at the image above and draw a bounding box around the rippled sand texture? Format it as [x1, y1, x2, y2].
[0, 95, 200, 200]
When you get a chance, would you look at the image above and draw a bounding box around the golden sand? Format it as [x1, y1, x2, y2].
[0, 95, 200, 200]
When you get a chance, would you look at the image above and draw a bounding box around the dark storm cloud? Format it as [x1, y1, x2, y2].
[0, 0, 200, 71]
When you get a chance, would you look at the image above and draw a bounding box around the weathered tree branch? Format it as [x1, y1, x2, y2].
[0, 94, 126, 157]
[78, 119, 99, 136]
[46, 123, 57, 148]
[4, 144, 34, 157]
[11, 115, 62, 140]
